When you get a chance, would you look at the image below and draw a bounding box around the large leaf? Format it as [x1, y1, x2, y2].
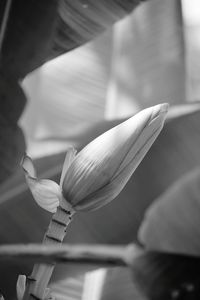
[139, 167, 200, 256]
[1, 0, 144, 78]
[21, 29, 112, 141]
[106, 0, 185, 118]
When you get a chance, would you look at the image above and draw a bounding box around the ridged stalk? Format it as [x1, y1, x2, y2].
[22, 204, 75, 300]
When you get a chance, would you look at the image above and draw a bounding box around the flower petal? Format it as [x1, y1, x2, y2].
[74, 126, 162, 211]
[138, 168, 200, 256]
[63, 104, 168, 210]
[21, 154, 37, 178]
[22, 154, 61, 212]
[16, 275, 26, 300]
[60, 147, 77, 186]
[62, 107, 151, 202]
[25, 177, 61, 213]
[114, 106, 167, 177]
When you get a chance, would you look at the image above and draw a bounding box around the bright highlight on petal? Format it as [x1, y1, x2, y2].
[22, 155, 61, 213]
[62, 103, 168, 211]
[26, 178, 61, 213]
[60, 147, 77, 186]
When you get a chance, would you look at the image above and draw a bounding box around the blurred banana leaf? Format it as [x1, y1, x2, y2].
[1, 0, 144, 78]
[1, 104, 200, 298]
[106, 0, 185, 118]
[98, 267, 145, 300]
[139, 167, 200, 257]
[21, 28, 113, 141]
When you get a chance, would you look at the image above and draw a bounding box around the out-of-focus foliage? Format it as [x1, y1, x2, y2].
[182, 0, 200, 100]
[106, 0, 185, 118]
[139, 167, 200, 257]
[2, 0, 143, 77]
[21, 29, 112, 143]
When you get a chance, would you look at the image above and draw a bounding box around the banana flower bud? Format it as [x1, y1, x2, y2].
[22, 103, 168, 213]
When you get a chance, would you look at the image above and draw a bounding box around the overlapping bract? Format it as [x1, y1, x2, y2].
[22, 104, 168, 213]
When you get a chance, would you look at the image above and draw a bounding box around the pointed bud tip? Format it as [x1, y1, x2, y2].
[159, 102, 169, 113]
[149, 103, 169, 125]
[20, 153, 29, 169]
[155, 103, 169, 116]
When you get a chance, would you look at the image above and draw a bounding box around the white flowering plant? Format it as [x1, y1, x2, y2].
[16, 104, 168, 300]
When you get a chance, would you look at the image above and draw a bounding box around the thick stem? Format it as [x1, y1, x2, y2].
[22, 204, 74, 300]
